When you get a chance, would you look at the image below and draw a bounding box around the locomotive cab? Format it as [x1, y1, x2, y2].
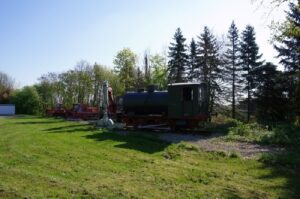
[168, 82, 208, 127]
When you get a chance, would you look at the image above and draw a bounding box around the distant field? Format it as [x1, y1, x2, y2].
[0, 116, 299, 198]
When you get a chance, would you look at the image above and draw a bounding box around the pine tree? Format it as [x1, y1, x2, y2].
[240, 25, 264, 122]
[275, 0, 300, 118]
[224, 21, 242, 119]
[197, 27, 221, 120]
[168, 28, 189, 83]
[188, 38, 198, 81]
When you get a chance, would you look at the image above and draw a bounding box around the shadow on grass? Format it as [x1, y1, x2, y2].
[46, 124, 90, 131]
[258, 147, 300, 198]
[15, 120, 65, 125]
[44, 124, 96, 133]
[85, 131, 170, 154]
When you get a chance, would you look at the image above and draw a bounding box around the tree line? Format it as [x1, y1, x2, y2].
[0, 50, 168, 114]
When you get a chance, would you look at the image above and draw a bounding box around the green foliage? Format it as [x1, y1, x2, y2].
[134, 67, 145, 90]
[36, 62, 123, 109]
[240, 25, 264, 122]
[11, 86, 42, 115]
[207, 116, 242, 134]
[263, 124, 300, 146]
[35, 76, 56, 110]
[197, 27, 222, 120]
[254, 63, 289, 122]
[150, 54, 168, 90]
[188, 38, 197, 81]
[226, 120, 300, 146]
[274, 1, 300, 121]
[223, 21, 243, 119]
[274, 1, 300, 73]
[168, 28, 188, 83]
[228, 122, 270, 142]
[113, 48, 137, 91]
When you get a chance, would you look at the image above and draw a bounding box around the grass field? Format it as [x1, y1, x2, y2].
[0, 116, 299, 198]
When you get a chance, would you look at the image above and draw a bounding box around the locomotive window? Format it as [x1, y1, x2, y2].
[182, 87, 193, 101]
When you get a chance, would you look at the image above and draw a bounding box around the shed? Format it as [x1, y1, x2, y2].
[0, 104, 15, 115]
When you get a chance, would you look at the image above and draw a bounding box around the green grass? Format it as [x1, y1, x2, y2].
[0, 116, 299, 198]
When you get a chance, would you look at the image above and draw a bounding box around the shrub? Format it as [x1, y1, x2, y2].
[226, 121, 300, 147]
[227, 122, 271, 143]
[11, 86, 42, 115]
[207, 116, 242, 134]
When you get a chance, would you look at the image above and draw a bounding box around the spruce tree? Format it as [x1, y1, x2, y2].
[188, 38, 198, 81]
[168, 28, 189, 83]
[197, 27, 221, 120]
[275, 0, 300, 118]
[224, 21, 242, 119]
[240, 25, 263, 122]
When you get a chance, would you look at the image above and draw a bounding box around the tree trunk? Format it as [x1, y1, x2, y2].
[232, 66, 236, 119]
[247, 82, 251, 122]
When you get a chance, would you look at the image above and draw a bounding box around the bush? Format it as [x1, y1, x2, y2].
[11, 86, 42, 115]
[206, 116, 242, 134]
[227, 122, 271, 143]
[226, 121, 300, 146]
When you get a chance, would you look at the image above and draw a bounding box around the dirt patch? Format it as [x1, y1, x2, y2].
[158, 132, 284, 158]
[109, 128, 284, 159]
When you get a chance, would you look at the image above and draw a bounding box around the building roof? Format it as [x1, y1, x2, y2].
[168, 82, 204, 86]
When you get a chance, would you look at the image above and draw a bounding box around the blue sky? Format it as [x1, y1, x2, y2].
[0, 0, 288, 87]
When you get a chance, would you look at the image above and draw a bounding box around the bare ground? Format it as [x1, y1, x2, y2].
[158, 132, 284, 158]
[114, 130, 284, 158]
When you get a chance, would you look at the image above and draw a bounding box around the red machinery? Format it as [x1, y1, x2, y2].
[46, 85, 117, 120]
[67, 103, 99, 120]
[46, 103, 67, 117]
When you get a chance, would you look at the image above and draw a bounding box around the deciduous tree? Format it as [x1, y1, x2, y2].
[150, 54, 168, 90]
[113, 48, 137, 91]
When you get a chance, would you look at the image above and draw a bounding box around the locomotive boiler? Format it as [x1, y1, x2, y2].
[121, 82, 209, 130]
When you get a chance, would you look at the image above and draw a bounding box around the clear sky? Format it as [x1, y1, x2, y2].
[0, 0, 289, 87]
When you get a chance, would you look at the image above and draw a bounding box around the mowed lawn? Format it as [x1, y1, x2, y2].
[0, 116, 299, 198]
